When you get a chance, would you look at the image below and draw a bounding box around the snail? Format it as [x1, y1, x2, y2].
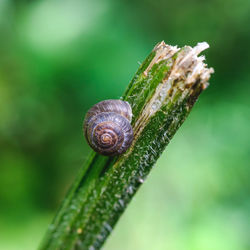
[83, 99, 134, 156]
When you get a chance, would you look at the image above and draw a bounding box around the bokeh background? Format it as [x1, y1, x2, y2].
[0, 0, 250, 249]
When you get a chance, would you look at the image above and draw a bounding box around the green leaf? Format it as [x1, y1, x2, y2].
[39, 41, 214, 250]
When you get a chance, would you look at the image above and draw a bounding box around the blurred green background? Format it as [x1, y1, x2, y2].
[0, 0, 250, 249]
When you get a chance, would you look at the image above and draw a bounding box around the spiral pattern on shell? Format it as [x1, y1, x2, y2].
[83, 100, 133, 156]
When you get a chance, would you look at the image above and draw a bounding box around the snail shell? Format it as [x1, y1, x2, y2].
[83, 100, 133, 156]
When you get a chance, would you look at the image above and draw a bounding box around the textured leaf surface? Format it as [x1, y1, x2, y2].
[40, 41, 214, 250]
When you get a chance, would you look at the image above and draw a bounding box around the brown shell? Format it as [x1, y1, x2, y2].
[83, 100, 133, 156]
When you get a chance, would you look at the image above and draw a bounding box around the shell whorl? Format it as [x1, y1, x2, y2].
[84, 100, 133, 156]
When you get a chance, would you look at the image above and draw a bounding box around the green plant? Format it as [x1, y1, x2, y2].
[40, 41, 214, 250]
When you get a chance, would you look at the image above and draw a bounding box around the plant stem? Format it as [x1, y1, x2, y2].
[39, 41, 214, 250]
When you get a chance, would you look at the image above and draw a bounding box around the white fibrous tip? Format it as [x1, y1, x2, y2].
[150, 41, 214, 85]
[171, 41, 214, 85]
[137, 41, 214, 121]
[194, 42, 210, 55]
